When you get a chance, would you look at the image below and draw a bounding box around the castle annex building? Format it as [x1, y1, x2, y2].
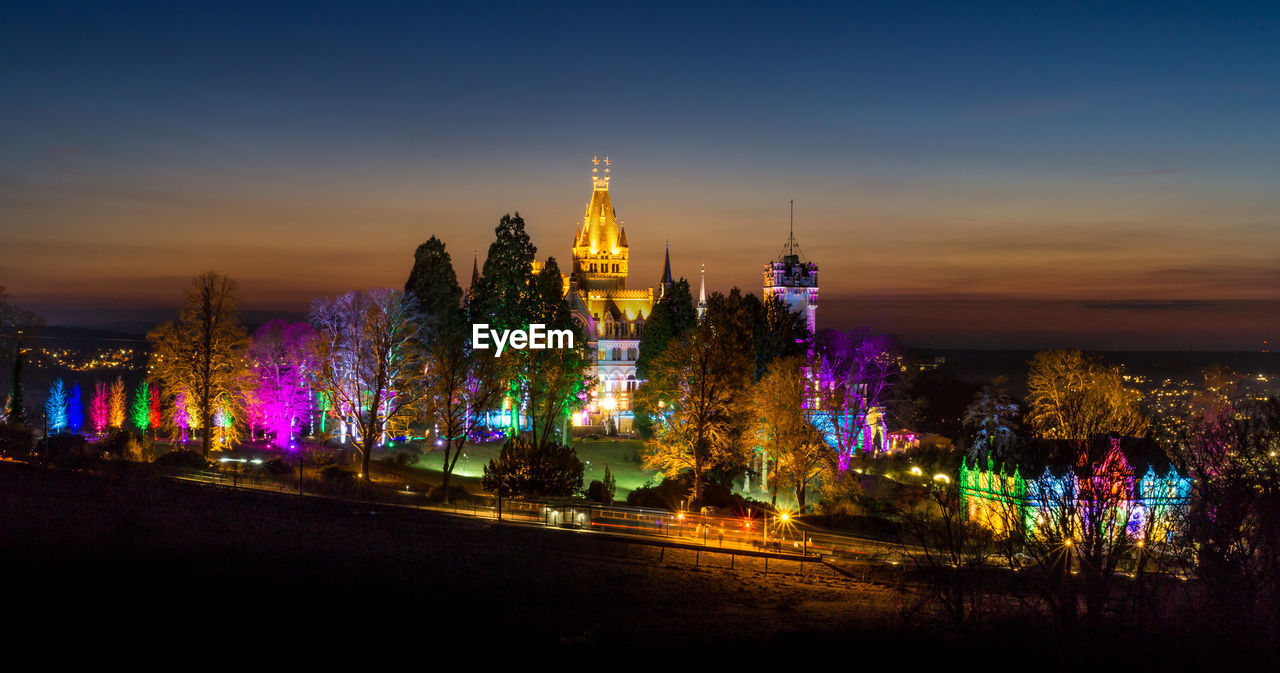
[565, 157, 653, 432]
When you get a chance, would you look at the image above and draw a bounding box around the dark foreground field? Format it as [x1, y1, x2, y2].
[0, 461, 1271, 666]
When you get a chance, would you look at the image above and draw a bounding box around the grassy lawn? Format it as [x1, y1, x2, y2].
[401, 436, 657, 499]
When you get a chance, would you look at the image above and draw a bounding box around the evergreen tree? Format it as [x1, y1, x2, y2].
[473, 213, 538, 333]
[635, 277, 695, 380]
[521, 256, 590, 448]
[413, 237, 506, 502]
[482, 434, 585, 499]
[6, 343, 25, 425]
[752, 293, 810, 379]
[602, 464, 616, 505]
[404, 235, 464, 336]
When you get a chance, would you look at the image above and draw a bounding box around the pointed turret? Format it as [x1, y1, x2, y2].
[659, 241, 673, 299]
[470, 249, 480, 290]
[697, 262, 707, 320]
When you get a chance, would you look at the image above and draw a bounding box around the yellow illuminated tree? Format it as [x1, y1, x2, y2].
[147, 272, 249, 457]
[749, 354, 826, 508]
[1025, 350, 1147, 441]
[107, 376, 126, 428]
[635, 291, 754, 504]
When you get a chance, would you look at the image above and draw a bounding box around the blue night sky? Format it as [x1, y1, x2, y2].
[2, 1, 1279, 348]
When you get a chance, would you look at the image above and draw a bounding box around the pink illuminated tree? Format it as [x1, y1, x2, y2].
[90, 381, 110, 435]
[247, 319, 315, 449]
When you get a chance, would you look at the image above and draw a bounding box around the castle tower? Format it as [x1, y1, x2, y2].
[763, 201, 818, 335]
[566, 157, 654, 433]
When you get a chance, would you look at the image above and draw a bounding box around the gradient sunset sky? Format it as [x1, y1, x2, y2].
[3, 2, 1278, 348]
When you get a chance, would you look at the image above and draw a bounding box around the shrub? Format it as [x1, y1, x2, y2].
[0, 423, 35, 456]
[98, 428, 149, 462]
[481, 435, 584, 498]
[45, 433, 89, 458]
[263, 455, 293, 476]
[320, 464, 355, 484]
[153, 448, 209, 469]
[425, 483, 470, 504]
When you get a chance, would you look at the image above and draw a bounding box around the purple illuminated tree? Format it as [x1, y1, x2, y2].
[811, 329, 899, 473]
[247, 319, 315, 449]
[171, 389, 193, 443]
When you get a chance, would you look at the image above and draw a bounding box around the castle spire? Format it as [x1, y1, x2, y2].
[697, 261, 707, 320]
[659, 240, 673, 299]
[470, 247, 480, 290]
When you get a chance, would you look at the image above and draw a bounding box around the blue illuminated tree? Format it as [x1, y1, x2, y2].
[45, 379, 68, 433]
[66, 383, 83, 435]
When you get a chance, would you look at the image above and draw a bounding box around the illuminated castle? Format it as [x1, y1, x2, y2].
[566, 157, 654, 432]
[762, 202, 818, 335]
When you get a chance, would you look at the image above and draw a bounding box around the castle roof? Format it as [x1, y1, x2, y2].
[575, 175, 624, 255]
[970, 434, 1181, 481]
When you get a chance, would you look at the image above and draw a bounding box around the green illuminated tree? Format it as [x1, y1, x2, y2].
[521, 257, 590, 448]
[130, 380, 151, 433]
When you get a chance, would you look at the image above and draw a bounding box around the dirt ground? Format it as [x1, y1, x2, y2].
[0, 461, 921, 655]
[4, 461, 1262, 667]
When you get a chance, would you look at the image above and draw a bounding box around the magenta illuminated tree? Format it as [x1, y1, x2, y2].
[811, 329, 899, 473]
[89, 381, 109, 435]
[247, 319, 315, 449]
